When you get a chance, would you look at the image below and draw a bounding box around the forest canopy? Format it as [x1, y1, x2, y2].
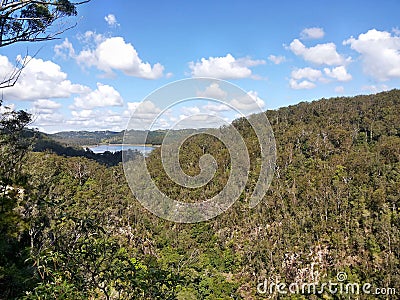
[0, 89, 399, 298]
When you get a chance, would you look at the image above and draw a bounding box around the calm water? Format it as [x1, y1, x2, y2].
[88, 144, 154, 155]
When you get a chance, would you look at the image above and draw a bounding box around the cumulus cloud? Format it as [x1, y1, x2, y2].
[289, 67, 324, 90]
[268, 55, 286, 64]
[361, 84, 389, 93]
[300, 27, 325, 40]
[0, 55, 16, 83]
[30, 99, 64, 130]
[32, 99, 61, 114]
[32, 112, 64, 129]
[288, 65, 351, 90]
[123, 100, 165, 130]
[289, 39, 348, 65]
[73, 83, 123, 109]
[0, 55, 89, 101]
[289, 79, 316, 90]
[189, 54, 265, 79]
[177, 114, 227, 129]
[67, 109, 124, 131]
[174, 106, 228, 129]
[78, 31, 106, 44]
[54, 38, 75, 59]
[197, 83, 228, 99]
[125, 100, 161, 120]
[230, 90, 265, 111]
[181, 106, 201, 115]
[105, 14, 119, 27]
[202, 102, 230, 112]
[335, 86, 345, 93]
[344, 29, 400, 81]
[324, 66, 352, 81]
[71, 109, 95, 119]
[73, 36, 164, 79]
[291, 67, 323, 81]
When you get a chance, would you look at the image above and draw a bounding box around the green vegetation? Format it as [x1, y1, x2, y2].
[1, 90, 399, 299]
[50, 130, 122, 146]
[30, 130, 127, 167]
[50, 128, 207, 146]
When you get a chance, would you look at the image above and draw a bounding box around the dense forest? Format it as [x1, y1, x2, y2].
[0, 89, 399, 299]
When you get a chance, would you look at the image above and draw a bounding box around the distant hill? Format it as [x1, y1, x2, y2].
[29, 128, 208, 166]
[50, 130, 121, 146]
[50, 128, 208, 146]
[27, 130, 130, 166]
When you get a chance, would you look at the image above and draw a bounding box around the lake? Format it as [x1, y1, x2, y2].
[87, 144, 155, 155]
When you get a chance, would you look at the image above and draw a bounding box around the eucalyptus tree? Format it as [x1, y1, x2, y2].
[0, 0, 90, 88]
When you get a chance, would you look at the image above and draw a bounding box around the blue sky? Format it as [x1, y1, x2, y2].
[1, 0, 400, 132]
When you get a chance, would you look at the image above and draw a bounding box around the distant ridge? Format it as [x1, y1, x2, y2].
[50, 128, 208, 146]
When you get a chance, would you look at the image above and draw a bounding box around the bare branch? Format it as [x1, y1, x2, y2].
[0, 0, 90, 89]
[0, 0, 90, 47]
[0, 48, 40, 89]
[0, 1, 89, 12]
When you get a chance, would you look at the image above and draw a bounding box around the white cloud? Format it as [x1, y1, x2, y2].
[189, 54, 265, 79]
[300, 27, 325, 40]
[54, 38, 75, 59]
[0, 55, 89, 101]
[0, 55, 16, 83]
[32, 113, 64, 129]
[202, 102, 230, 112]
[0, 103, 15, 114]
[268, 55, 286, 64]
[73, 83, 123, 109]
[126, 102, 140, 113]
[125, 101, 232, 130]
[344, 29, 400, 81]
[75, 36, 164, 79]
[230, 90, 265, 111]
[335, 86, 345, 93]
[176, 112, 227, 129]
[67, 109, 124, 131]
[291, 67, 323, 81]
[34, 99, 61, 109]
[289, 66, 351, 89]
[124, 100, 164, 130]
[32, 99, 61, 114]
[181, 106, 201, 115]
[289, 67, 323, 89]
[78, 31, 106, 44]
[125, 100, 161, 120]
[197, 83, 227, 99]
[30, 99, 64, 130]
[361, 84, 389, 93]
[75, 49, 98, 69]
[324, 66, 352, 81]
[289, 39, 348, 65]
[103, 114, 123, 125]
[289, 79, 316, 90]
[71, 109, 94, 119]
[105, 14, 119, 27]
[152, 117, 172, 129]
